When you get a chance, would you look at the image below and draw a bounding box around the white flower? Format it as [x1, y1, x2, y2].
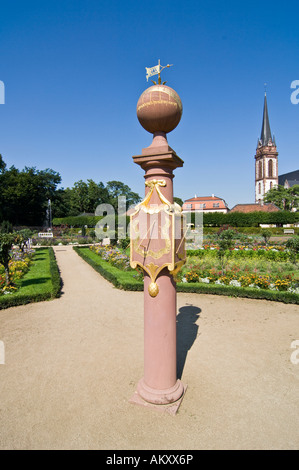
[199, 277, 210, 284]
[229, 279, 241, 287]
[288, 287, 299, 294]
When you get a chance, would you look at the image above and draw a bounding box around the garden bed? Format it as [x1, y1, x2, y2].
[74, 245, 299, 304]
[0, 248, 61, 309]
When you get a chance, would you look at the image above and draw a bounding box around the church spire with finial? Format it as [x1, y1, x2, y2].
[254, 86, 279, 204]
[259, 88, 273, 147]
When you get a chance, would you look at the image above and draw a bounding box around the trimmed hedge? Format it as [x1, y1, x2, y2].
[176, 282, 299, 304]
[0, 247, 62, 309]
[191, 211, 299, 227]
[73, 246, 143, 291]
[75, 247, 299, 304]
[52, 215, 103, 227]
[48, 247, 62, 298]
[52, 214, 131, 229]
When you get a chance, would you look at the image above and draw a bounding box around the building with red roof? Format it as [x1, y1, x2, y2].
[182, 195, 228, 213]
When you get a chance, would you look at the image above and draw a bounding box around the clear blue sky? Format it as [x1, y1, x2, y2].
[1, 0, 298, 209]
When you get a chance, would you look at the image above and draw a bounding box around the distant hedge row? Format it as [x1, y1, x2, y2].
[52, 215, 103, 227]
[53, 211, 299, 229]
[52, 215, 131, 229]
[190, 211, 299, 227]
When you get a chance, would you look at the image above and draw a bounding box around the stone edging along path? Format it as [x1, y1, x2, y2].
[0, 244, 298, 450]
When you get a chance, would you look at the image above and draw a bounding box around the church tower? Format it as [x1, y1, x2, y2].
[255, 92, 278, 203]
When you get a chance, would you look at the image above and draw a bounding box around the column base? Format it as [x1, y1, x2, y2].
[129, 379, 187, 415]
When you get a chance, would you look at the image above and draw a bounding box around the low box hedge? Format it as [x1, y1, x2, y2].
[176, 281, 299, 304]
[73, 246, 143, 291]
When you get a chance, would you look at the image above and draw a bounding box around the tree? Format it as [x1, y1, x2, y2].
[0, 159, 62, 225]
[216, 228, 236, 274]
[0, 233, 17, 285]
[65, 179, 111, 215]
[286, 236, 299, 264]
[15, 229, 33, 252]
[0, 154, 6, 173]
[264, 184, 299, 211]
[87, 180, 110, 209]
[106, 180, 141, 210]
[173, 197, 184, 207]
[50, 188, 72, 219]
[289, 185, 299, 211]
[69, 180, 89, 214]
[0, 221, 13, 233]
[261, 229, 272, 246]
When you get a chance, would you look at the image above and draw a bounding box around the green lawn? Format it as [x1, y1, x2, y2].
[0, 248, 61, 309]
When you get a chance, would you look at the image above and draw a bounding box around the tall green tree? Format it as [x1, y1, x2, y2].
[173, 197, 184, 207]
[69, 180, 89, 214]
[0, 154, 6, 173]
[87, 180, 110, 210]
[106, 180, 141, 210]
[0, 233, 17, 285]
[264, 184, 299, 211]
[65, 179, 111, 215]
[0, 158, 61, 225]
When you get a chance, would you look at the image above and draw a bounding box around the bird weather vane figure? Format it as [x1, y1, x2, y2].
[145, 59, 173, 85]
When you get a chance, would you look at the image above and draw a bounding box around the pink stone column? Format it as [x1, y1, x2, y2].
[132, 133, 185, 406]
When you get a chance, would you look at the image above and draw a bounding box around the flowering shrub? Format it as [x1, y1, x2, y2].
[181, 266, 298, 294]
[185, 271, 199, 283]
[239, 274, 257, 287]
[0, 249, 33, 295]
[274, 278, 291, 291]
[254, 275, 270, 290]
[90, 245, 131, 271]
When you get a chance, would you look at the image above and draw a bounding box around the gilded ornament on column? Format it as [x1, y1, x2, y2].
[130, 179, 186, 297]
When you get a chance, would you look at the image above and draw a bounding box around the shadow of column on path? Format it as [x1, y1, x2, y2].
[177, 305, 201, 379]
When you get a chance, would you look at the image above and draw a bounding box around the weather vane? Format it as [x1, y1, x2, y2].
[145, 59, 173, 85]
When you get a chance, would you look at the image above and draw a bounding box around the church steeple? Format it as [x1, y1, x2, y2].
[260, 92, 273, 146]
[254, 91, 278, 204]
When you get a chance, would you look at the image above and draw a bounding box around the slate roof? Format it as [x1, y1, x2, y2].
[278, 170, 299, 187]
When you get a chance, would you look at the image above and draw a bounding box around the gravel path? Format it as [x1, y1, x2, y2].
[0, 245, 298, 450]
